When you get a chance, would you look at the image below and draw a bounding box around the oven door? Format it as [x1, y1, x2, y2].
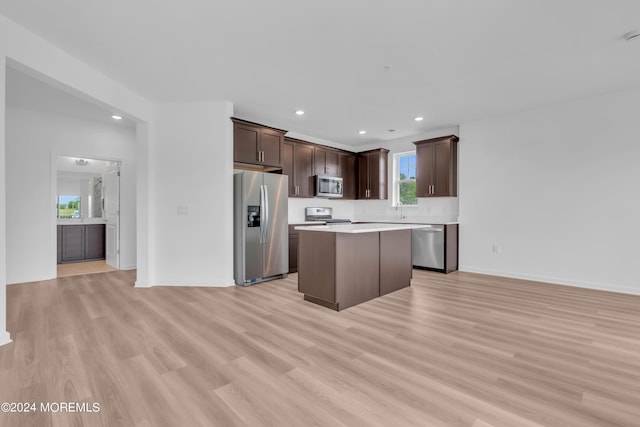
[316, 176, 343, 197]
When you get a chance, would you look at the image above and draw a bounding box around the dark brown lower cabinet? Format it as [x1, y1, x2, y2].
[288, 225, 299, 273]
[57, 224, 106, 264]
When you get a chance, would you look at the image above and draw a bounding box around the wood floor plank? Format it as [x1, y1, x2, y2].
[0, 269, 639, 426]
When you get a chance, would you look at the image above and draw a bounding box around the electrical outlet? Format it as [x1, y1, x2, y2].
[492, 243, 501, 254]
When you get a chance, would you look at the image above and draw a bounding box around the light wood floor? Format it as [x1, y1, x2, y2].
[1, 270, 639, 427]
[57, 260, 117, 278]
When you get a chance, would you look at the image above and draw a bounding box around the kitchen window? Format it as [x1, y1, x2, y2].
[393, 151, 417, 206]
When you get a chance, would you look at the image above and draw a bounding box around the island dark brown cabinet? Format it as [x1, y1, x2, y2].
[283, 138, 315, 197]
[296, 223, 417, 311]
[413, 135, 459, 197]
[357, 148, 389, 200]
[57, 224, 106, 264]
[232, 117, 287, 169]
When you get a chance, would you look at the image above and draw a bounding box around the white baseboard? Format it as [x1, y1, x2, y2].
[459, 266, 640, 296]
[0, 331, 12, 347]
[120, 264, 137, 271]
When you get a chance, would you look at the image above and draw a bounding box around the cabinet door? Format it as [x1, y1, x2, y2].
[57, 226, 62, 264]
[325, 150, 340, 177]
[415, 143, 434, 197]
[234, 123, 260, 164]
[85, 224, 106, 260]
[357, 155, 369, 199]
[339, 153, 357, 199]
[433, 140, 457, 197]
[314, 148, 326, 176]
[283, 140, 296, 196]
[61, 225, 85, 262]
[295, 143, 315, 197]
[260, 128, 284, 167]
[368, 151, 382, 199]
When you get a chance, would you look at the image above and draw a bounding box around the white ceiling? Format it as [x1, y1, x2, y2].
[2, 1, 640, 146]
[5, 67, 136, 128]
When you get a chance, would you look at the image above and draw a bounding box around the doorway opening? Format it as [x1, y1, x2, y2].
[55, 155, 121, 277]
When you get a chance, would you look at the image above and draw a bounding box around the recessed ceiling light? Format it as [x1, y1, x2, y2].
[112, 115, 123, 120]
[624, 30, 640, 41]
[358, 130, 367, 135]
[295, 110, 305, 116]
[414, 116, 424, 122]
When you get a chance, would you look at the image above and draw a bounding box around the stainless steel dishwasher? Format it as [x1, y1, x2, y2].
[412, 225, 445, 270]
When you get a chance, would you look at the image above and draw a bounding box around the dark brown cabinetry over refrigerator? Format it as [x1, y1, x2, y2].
[232, 117, 287, 169]
[283, 138, 315, 197]
[413, 135, 459, 197]
[357, 149, 389, 200]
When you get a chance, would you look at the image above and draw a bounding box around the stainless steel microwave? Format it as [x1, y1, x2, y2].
[316, 175, 343, 198]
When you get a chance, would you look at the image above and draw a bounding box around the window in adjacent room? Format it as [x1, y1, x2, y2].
[394, 151, 417, 206]
[56, 195, 81, 218]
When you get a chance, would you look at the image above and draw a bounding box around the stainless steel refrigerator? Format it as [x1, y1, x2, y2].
[234, 171, 288, 285]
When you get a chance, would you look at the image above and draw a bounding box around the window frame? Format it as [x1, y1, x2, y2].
[392, 151, 417, 207]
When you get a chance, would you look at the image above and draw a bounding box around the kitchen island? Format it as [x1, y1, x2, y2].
[295, 223, 428, 311]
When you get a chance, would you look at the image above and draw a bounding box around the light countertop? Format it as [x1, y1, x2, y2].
[57, 219, 107, 225]
[351, 219, 459, 225]
[295, 223, 435, 234]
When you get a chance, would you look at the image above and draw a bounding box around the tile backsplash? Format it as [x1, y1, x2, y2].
[288, 197, 458, 224]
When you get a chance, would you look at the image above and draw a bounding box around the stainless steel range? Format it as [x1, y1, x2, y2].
[304, 207, 351, 224]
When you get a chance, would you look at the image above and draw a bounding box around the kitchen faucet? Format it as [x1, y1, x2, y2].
[395, 201, 405, 221]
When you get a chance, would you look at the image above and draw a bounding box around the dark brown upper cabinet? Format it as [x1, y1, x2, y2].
[357, 149, 389, 200]
[232, 118, 287, 170]
[283, 138, 315, 197]
[314, 146, 340, 177]
[339, 152, 357, 199]
[413, 135, 459, 197]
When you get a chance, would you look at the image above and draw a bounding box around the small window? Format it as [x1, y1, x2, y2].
[57, 195, 81, 218]
[394, 152, 417, 206]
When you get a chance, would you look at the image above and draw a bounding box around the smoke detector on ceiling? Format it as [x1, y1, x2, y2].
[75, 159, 89, 166]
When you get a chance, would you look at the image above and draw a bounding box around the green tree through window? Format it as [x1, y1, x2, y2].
[57, 195, 81, 218]
[396, 153, 417, 205]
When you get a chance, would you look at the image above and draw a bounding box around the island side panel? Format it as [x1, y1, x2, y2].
[335, 232, 380, 310]
[379, 229, 412, 296]
[445, 224, 459, 273]
[298, 231, 336, 305]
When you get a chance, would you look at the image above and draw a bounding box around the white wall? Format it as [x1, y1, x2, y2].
[1, 13, 154, 345]
[287, 127, 460, 224]
[459, 88, 640, 295]
[144, 101, 234, 287]
[0, 60, 10, 346]
[5, 107, 137, 283]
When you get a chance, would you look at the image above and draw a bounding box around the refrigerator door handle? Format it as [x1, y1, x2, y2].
[263, 184, 269, 242]
[259, 185, 265, 243]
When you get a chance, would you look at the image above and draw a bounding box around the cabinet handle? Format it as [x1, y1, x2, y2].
[261, 151, 264, 162]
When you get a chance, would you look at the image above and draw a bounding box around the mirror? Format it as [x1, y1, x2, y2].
[56, 156, 110, 220]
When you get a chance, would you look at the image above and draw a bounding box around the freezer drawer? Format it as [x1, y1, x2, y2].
[412, 226, 445, 270]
